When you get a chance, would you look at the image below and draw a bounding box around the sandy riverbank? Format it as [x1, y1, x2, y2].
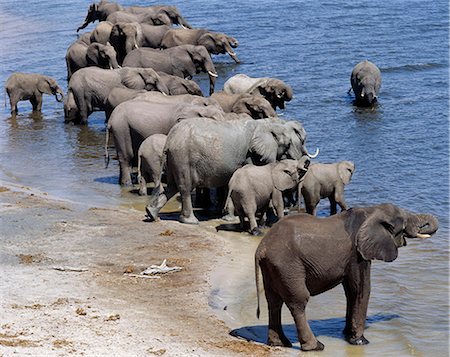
[0, 183, 285, 356]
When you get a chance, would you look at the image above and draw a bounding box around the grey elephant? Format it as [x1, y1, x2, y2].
[105, 100, 225, 186]
[137, 134, 167, 196]
[255, 203, 438, 351]
[89, 21, 114, 44]
[211, 92, 276, 119]
[64, 67, 169, 124]
[123, 45, 218, 95]
[5, 72, 64, 116]
[109, 22, 142, 65]
[299, 160, 355, 215]
[77, 1, 123, 32]
[124, 5, 191, 29]
[226, 158, 310, 235]
[65, 41, 119, 80]
[161, 29, 239, 63]
[350, 60, 381, 106]
[146, 117, 318, 224]
[223, 74, 293, 110]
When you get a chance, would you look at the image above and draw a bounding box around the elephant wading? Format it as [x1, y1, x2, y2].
[76, 1, 124, 32]
[146, 117, 318, 224]
[223, 74, 293, 110]
[5, 72, 64, 116]
[64, 67, 169, 124]
[350, 60, 381, 106]
[122, 45, 218, 95]
[211, 92, 276, 119]
[255, 203, 438, 351]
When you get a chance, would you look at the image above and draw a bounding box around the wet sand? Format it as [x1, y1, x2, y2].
[0, 182, 285, 356]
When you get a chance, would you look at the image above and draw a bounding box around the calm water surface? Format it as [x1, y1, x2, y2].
[0, 1, 448, 356]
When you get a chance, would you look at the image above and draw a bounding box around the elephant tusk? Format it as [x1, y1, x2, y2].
[134, 44, 139, 49]
[227, 50, 236, 57]
[110, 65, 113, 70]
[208, 71, 218, 78]
[415, 233, 431, 239]
[118, 65, 122, 69]
[307, 148, 320, 159]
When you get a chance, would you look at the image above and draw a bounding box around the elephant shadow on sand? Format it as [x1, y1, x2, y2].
[229, 313, 399, 350]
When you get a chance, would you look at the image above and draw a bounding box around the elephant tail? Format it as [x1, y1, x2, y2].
[104, 124, 111, 169]
[136, 148, 143, 186]
[255, 253, 261, 319]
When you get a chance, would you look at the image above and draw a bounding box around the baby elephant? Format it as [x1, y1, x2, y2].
[350, 60, 381, 106]
[5, 72, 64, 116]
[137, 134, 167, 196]
[227, 158, 310, 235]
[299, 160, 355, 216]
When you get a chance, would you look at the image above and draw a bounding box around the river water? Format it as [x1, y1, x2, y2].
[0, 0, 448, 356]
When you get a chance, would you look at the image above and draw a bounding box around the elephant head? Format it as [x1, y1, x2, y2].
[187, 46, 218, 95]
[120, 68, 169, 94]
[86, 42, 120, 70]
[355, 204, 439, 262]
[155, 7, 192, 28]
[198, 32, 240, 63]
[110, 22, 143, 64]
[39, 76, 64, 102]
[252, 79, 293, 110]
[338, 161, 355, 185]
[272, 158, 310, 192]
[281, 120, 319, 159]
[77, 3, 99, 32]
[231, 95, 277, 119]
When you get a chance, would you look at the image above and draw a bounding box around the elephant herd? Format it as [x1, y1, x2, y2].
[3, 0, 439, 353]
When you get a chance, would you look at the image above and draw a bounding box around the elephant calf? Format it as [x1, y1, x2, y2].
[137, 134, 167, 196]
[226, 158, 310, 235]
[5, 72, 64, 116]
[300, 160, 355, 215]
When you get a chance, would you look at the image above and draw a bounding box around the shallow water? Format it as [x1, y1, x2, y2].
[0, 0, 448, 355]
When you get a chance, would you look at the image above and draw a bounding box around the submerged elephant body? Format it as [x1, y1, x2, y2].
[255, 204, 438, 351]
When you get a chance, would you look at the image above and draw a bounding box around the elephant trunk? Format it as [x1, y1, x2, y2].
[406, 213, 439, 238]
[54, 87, 64, 102]
[224, 42, 240, 64]
[177, 16, 192, 29]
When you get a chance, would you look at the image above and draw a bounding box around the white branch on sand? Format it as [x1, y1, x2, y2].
[53, 266, 89, 272]
[124, 259, 183, 279]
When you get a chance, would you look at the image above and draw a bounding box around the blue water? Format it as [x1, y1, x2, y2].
[0, 1, 448, 355]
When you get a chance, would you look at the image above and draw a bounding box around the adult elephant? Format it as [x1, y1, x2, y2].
[123, 45, 218, 95]
[106, 7, 190, 28]
[161, 29, 239, 63]
[124, 5, 191, 29]
[64, 67, 169, 124]
[105, 100, 225, 186]
[224, 74, 293, 110]
[109, 22, 143, 65]
[65, 42, 119, 80]
[211, 92, 276, 119]
[76, 1, 123, 32]
[89, 21, 114, 44]
[350, 60, 381, 106]
[255, 204, 438, 351]
[146, 117, 317, 224]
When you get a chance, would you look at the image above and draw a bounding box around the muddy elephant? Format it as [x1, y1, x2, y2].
[211, 92, 276, 119]
[224, 74, 293, 110]
[161, 28, 239, 63]
[226, 158, 310, 235]
[300, 160, 355, 215]
[77, 1, 123, 32]
[350, 60, 381, 106]
[64, 67, 169, 124]
[137, 134, 167, 196]
[255, 203, 438, 351]
[146, 117, 318, 224]
[65, 41, 119, 80]
[123, 45, 218, 95]
[105, 100, 225, 186]
[5, 72, 64, 116]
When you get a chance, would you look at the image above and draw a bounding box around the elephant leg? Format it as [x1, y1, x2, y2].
[304, 197, 318, 216]
[342, 262, 371, 345]
[244, 202, 260, 235]
[329, 196, 338, 215]
[118, 158, 133, 187]
[334, 188, 348, 212]
[175, 171, 198, 224]
[146, 175, 177, 222]
[138, 174, 147, 196]
[8, 93, 19, 115]
[271, 191, 285, 219]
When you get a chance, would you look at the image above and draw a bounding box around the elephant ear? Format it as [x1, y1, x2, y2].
[272, 161, 297, 191]
[356, 209, 402, 262]
[249, 124, 280, 164]
[121, 69, 145, 89]
[86, 43, 101, 65]
[198, 33, 216, 51]
[338, 161, 354, 185]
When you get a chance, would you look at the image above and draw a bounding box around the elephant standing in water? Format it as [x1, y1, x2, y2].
[123, 45, 218, 95]
[76, 1, 124, 32]
[350, 60, 381, 106]
[161, 29, 240, 63]
[211, 92, 276, 119]
[255, 203, 438, 351]
[223, 74, 293, 110]
[5, 72, 64, 116]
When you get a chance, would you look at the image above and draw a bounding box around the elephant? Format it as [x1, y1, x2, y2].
[211, 92, 276, 119]
[350, 60, 381, 106]
[65, 41, 119, 80]
[299, 160, 355, 216]
[124, 5, 192, 29]
[123, 45, 218, 95]
[5, 72, 64, 116]
[105, 100, 225, 186]
[89, 21, 114, 44]
[255, 203, 439, 351]
[109, 22, 143, 65]
[137, 134, 167, 196]
[64, 67, 169, 124]
[146, 117, 318, 224]
[140, 24, 172, 48]
[161, 29, 239, 63]
[223, 74, 293, 110]
[226, 158, 310, 235]
[77, 0, 123, 32]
